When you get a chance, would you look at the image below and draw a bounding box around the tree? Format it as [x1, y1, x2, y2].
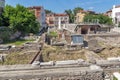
[1, 5, 14, 26]
[45, 9, 53, 14]
[65, 7, 83, 23]
[118, 22, 120, 27]
[83, 13, 113, 25]
[2, 4, 40, 34]
[65, 9, 74, 23]
[48, 31, 58, 38]
[0, 15, 2, 26]
[97, 14, 113, 25]
[84, 13, 97, 23]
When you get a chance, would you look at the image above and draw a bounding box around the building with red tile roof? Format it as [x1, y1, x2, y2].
[54, 14, 68, 16]
[105, 10, 112, 18]
[113, 5, 120, 25]
[75, 10, 96, 23]
[46, 13, 69, 29]
[46, 13, 55, 27]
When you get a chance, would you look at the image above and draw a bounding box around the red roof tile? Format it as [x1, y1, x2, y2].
[28, 6, 42, 9]
[54, 14, 68, 16]
[77, 10, 87, 13]
[115, 5, 120, 8]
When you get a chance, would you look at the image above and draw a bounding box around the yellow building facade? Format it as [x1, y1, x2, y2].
[75, 10, 86, 23]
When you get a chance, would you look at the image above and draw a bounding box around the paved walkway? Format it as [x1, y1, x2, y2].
[111, 27, 120, 33]
[0, 66, 100, 79]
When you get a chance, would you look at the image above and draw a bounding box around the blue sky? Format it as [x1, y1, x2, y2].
[6, 0, 120, 13]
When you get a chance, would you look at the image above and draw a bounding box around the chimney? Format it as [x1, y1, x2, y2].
[113, 5, 116, 9]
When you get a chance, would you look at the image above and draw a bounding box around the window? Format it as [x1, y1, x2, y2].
[71, 35, 83, 44]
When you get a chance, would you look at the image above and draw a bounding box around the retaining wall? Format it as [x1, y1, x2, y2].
[86, 34, 120, 40]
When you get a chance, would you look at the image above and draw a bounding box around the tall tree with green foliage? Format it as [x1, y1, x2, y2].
[65, 7, 83, 23]
[2, 4, 40, 34]
[1, 5, 14, 26]
[65, 9, 74, 23]
[45, 9, 53, 14]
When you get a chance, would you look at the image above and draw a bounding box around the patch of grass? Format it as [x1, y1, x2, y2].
[41, 44, 86, 62]
[0, 52, 36, 65]
[98, 48, 120, 59]
[48, 31, 58, 37]
[2, 39, 34, 46]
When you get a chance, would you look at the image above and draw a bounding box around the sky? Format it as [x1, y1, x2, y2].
[6, 0, 120, 13]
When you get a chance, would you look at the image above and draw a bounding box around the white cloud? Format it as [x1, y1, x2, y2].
[88, 7, 94, 10]
[80, 1, 103, 6]
[76, 0, 115, 6]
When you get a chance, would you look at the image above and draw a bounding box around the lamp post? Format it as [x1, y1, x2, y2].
[58, 17, 61, 30]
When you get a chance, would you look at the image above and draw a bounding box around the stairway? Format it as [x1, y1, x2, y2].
[63, 24, 77, 33]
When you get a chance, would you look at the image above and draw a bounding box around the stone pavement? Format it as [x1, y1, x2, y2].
[0, 65, 104, 80]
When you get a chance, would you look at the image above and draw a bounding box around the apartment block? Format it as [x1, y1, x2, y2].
[112, 5, 120, 25]
[28, 6, 46, 30]
[106, 5, 120, 25]
[46, 13, 55, 27]
[106, 10, 112, 18]
[0, 0, 5, 14]
[54, 14, 69, 29]
[46, 13, 69, 29]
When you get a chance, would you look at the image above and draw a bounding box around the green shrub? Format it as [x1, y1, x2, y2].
[48, 31, 58, 37]
[118, 23, 120, 28]
[0, 28, 13, 42]
[113, 76, 118, 80]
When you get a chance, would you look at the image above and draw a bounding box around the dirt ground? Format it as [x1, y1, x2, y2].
[41, 36, 120, 62]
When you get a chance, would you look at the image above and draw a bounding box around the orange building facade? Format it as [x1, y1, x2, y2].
[28, 6, 46, 30]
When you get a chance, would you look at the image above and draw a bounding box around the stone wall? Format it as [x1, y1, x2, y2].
[0, 42, 41, 54]
[86, 34, 120, 40]
[25, 71, 104, 80]
[2, 58, 120, 80]
[0, 65, 104, 80]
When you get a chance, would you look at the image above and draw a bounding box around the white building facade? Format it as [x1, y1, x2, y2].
[54, 14, 69, 29]
[112, 5, 120, 25]
[46, 13, 69, 30]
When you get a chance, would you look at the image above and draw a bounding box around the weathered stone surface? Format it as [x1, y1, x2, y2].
[0, 66, 104, 80]
[88, 39, 105, 53]
[10, 31, 21, 40]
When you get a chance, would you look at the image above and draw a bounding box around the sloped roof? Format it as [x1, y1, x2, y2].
[106, 10, 112, 13]
[28, 6, 42, 10]
[115, 5, 120, 8]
